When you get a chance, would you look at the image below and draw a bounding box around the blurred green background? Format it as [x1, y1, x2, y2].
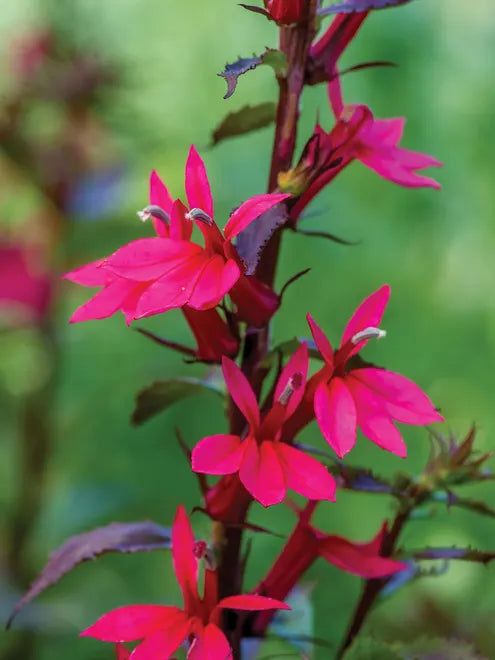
[1, 0, 494, 658]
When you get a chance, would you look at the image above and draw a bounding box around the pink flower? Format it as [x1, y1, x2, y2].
[266, 0, 304, 24]
[81, 506, 289, 659]
[65, 146, 289, 328]
[305, 285, 443, 458]
[192, 344, 337, 507]
[253, 502, 406, 634]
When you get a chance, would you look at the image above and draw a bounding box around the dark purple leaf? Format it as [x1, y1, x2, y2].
[235, 202, 289, 274]
[295, 227, 360, 246]
[318, 0, 415, 16]
[7, 521, 172, 628]
[218, 49, 286, 99]
[212, 102, 276, 145]
[239, 3, 271, 18]
[337, 60, 397, 76]
[132, 378, 224, 426]
[411, 547, 495, 564]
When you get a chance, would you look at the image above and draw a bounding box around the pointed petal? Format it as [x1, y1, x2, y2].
[340, 285, 390, 355]
[229, 275, 279, 327]
[130, 617, 191, 660]
[239, 440, 286, 507]
[172, 506, 199, 606]
[115, 643, 130, 660]
[70, 278, 137, 323]
[185, 145, 213, 218]
[276, 443, 336, 501]
[187, 624, 231, 660]
[274, 343, 309, 419]
[307, 314, 334, 367]
[366, 117, 405, 146]
[216, 595, 290, 612]
[359, 152, 441, 190]
[192, 434, 245, 475]
[134, 253, 208, 318]
[351, 368, 444, 425]
[80, 605, 183, 642]
[63, 259, 108, 286]
[223, 193, 291, 241]
[314, 379, 357, 458]
[105, 238, 203, 281]
[222, 357, 260, 430]
[169, 199, 193, 241]
[182, 307, 239, 361]
[347, 378, 407, 457]
[188, 257, 240, 310]
[149, 170, 174, 237]
[318, 535, 407, 578]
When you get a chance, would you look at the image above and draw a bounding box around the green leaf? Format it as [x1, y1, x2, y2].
[343, 637, 401, 660]
[218, 48, 287, 99]
[132, 378, 224, 426]
[394, 636, 486, 659]
[211, 102, 276, 146]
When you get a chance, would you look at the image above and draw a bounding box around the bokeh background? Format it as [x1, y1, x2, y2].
[1, 0, 494, 658]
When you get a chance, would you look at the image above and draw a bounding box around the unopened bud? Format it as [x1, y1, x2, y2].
[186, 208, 213, 225]
[351, 326, 386, 345]
[278, 372, 303, 406]
[137, 205, 170, 225]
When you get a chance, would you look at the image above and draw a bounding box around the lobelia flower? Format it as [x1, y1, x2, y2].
[305, 285, 444, 458]
[81, 506, 289, 659]
[253, 501, 407, 635]
[266, 0, 304, 24]
[192, 344, 337, 507]
[64, 146, 290, 329]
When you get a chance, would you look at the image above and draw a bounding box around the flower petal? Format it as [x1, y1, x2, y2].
[359, 151, 441, 190]
[239, 440, 286, 507]
[63, 259, 108, 286]
[80, 605, 183, 642]
[223, 193, 291, 241]
[131, 618, 191, 660]
[276, 443, 336, 501]
[318, 535, 407, 578]
[221, 357, 260, 430]
[340, 285, 390, 356]
[216, 595, 290, 612]
[172, 506, 199, 608]
[351, 368, 444, 425]
[229, 275, 279, 327]
[307, 314, 334, 367]
[192, 434, 245, 475]
[188, 257, 240, 310]
[69, 278, 138, 323]
[274, 342, 309, 419]
[314, 378, 357, 458]
[187, 624, 231, 660]
[149, 170, 174, 237]
[169, 199, 193, 241]
[347, 378, 407, 457]
[185, 145, 213, 218]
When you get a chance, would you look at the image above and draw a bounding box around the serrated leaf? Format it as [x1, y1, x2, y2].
[132, 378, 224, 426]
[343, 636, 402, 660]
[319, 0, 414, 16]
[212, 102, 276, 146]
[7, 521, 171, 628]
[410, 547, 495, 564]
[235, 202, 289, 275]
[218, 48, 287, 99]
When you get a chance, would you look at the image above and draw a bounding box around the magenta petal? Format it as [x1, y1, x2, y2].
[187, 624, 231, 660]
[314, 379, 357, 458]
[359, 152, 441, 190]
[149, 170, 174, 237]
[318, 536, 407, 579]
[188, 257, 240, 310]
[276, 443, 336, 501]
[169, 199, 193, 241]
[130, 618, 191, 660]
[348, 378, 407, 457]
[221, 357, 260, 430]
[273, 342, 309, 419]
[115, 643, 130, 660]
[185, 145, 214, 218]
[229, 275, 279, 327]
[340, 285, 390, 356]
[216, 595, 290, 612]
[105, 238, 202, 282]
[365, 117, 405, 147]
[223, 193, 291, 241]
[192, 434, 244, 475]
[351, 368, 444, 425]
[307, 314, 334, 367]
[70, 278, 137, 323]
[80, 605, 182, 642]
[239, 439, 286, 507]
[63, 259, 108, 286]
[172, 506, 199, 606]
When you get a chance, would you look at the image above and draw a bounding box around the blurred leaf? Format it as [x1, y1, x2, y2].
[261, 337, 320, 368]
[343, 637, 401, 660]
[132, 378, 224, 426]
[319, 0, 414, 16]
[7, 521, 171, 628]
[410, 547, 495, 565]
[235, 202, 288, 275]
[344, 635, 486, 660]
[218, 49, 287, 99]
[211, 102, 276, 146]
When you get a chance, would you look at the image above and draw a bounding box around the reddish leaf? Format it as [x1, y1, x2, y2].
[7, 521, 172, 628]
[235, 202, 288, 275]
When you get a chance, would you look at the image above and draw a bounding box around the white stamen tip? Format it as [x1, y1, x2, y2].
[137, 209, 151, 223]
[351, 326, 386, 345]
